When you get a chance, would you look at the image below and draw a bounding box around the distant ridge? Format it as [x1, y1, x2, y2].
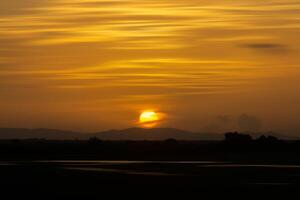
[92, 127, 222, 140]
[0, 127, 298, 140]
[0, 128, 82, 140]
[0, 127, 221, 140]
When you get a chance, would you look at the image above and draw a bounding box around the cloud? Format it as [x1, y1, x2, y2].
[201, 115, 234, 133]
[240, 43, 288, 52]
[216, 115, 231, 124]
[0, 0, 300, 131]
[202, 114, 263, 133]
[238, 114, 262, 132]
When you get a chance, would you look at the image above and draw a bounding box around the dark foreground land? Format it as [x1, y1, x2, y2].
[1, 133, 300, 198]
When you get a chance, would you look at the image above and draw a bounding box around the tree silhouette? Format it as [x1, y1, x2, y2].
[224, 132, 252, 144]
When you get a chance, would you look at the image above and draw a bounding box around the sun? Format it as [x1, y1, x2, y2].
[139, 111, 159, 128]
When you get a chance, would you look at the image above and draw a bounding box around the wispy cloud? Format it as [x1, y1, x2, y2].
[0, 0, 300, 130]
[1, 0, 300, 46]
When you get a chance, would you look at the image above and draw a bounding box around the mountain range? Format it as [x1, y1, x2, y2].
[0, 127, 298, 140]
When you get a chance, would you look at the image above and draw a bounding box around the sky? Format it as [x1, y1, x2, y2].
[0, 0, 300, 134]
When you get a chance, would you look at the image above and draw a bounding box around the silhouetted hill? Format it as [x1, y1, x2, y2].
[0, 128, 83, 140]
[92, 127, 223, 140]
[0, 127, 298, 140]
[0, 127, 222, 140]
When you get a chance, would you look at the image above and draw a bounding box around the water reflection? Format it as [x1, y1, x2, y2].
[201, 164, 300, 168]
[2, 160, 300, 184]
[34, 160, 300, 179]
[39, 160, 221, 164]
[0, 162, 14, 166]
[65, 167, 182, 176]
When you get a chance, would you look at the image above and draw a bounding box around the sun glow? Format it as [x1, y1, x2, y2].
[139, 111, 159, 128]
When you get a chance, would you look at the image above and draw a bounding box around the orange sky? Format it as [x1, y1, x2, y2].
[0, 0, 300, 134]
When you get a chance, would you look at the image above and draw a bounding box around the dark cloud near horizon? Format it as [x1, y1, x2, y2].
[201, 115, 233, 133]
[216, 115, 231, 124]
[238, 114, 262, 132]
[202, 114, 263, 133]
